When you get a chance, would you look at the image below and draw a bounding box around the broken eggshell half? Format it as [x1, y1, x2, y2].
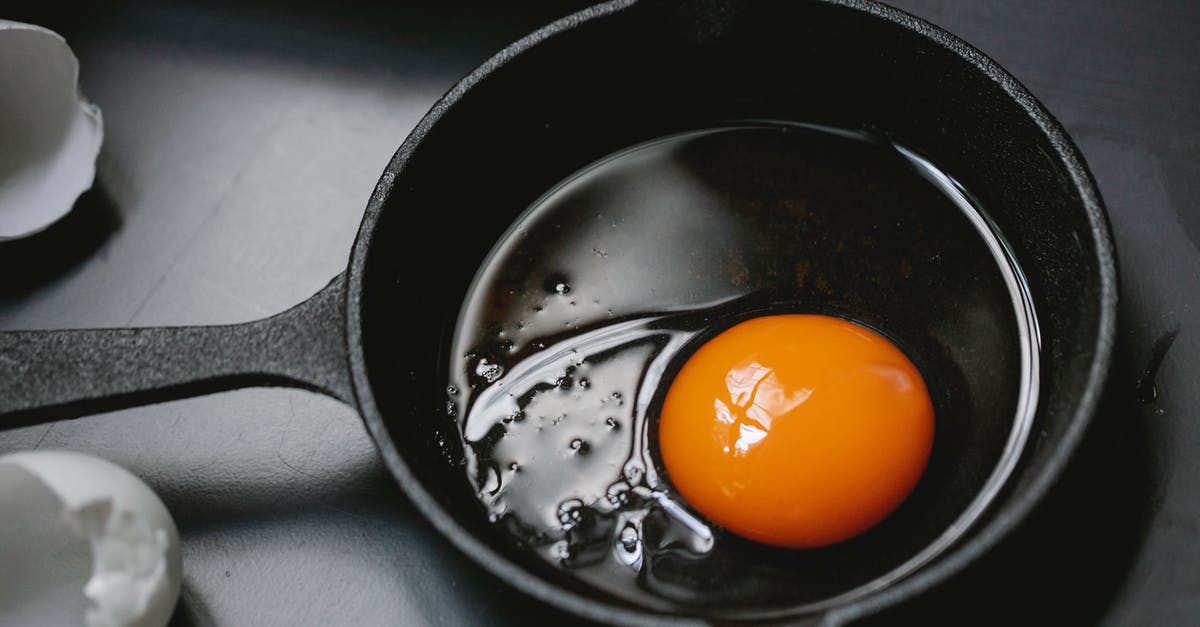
[0, 19, 104, 240]
[0, 450, 181, 627]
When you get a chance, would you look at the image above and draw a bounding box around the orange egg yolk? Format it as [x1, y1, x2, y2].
[658, 314, 935, 548]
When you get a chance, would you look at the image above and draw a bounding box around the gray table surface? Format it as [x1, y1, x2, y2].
[1, 1, 1196, 625]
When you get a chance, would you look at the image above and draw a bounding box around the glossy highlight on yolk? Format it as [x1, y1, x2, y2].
[658, 314, 935, 548]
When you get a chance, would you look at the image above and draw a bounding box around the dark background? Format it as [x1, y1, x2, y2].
[1, 1, 1196, 625]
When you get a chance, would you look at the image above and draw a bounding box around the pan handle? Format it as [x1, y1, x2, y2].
[0, 273, 354, 429]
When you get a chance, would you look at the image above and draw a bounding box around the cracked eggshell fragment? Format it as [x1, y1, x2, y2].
[0, 20, 104, 240]
[0, 450, 181, 627]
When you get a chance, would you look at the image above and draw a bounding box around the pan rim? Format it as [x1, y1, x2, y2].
[343, 0, 1119, 624]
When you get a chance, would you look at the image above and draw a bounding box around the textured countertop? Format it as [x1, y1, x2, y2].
[1, 1, 1196, 625]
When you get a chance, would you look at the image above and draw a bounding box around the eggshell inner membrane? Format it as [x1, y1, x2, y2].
[0, 21, 104, 240]
[0, 451, 181, 627]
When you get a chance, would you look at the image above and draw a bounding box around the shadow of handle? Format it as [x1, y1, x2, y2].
[0, 273, 354, 429]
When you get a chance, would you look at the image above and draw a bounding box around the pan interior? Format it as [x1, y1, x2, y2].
[354, 0, 1111, 621]
[440, 121, 1038, 614]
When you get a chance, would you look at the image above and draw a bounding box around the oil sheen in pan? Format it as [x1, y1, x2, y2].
[445, 122, 1040, 613]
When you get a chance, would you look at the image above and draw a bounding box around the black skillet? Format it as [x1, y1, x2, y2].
[0, 1, 1116, 624]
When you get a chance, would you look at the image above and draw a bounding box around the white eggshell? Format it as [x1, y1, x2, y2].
[0, 20, 104, 240]
[0, 450, 182, 627]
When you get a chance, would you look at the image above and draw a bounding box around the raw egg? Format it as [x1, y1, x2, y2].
[658, 314, 934, 548]
[447, 123, 1025, 608]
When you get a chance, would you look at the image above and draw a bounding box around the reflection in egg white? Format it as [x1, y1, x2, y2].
[459, 309, 721, 571]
